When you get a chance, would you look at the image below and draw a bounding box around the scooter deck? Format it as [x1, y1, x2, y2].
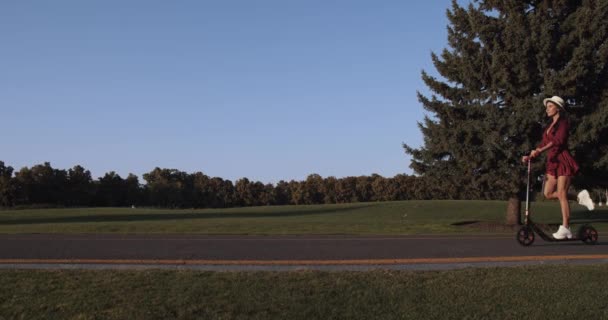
[530, 223, 591, 242]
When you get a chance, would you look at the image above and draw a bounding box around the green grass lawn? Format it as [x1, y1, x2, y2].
[1, 200, 607, 234]
[2, 265, 608, 319]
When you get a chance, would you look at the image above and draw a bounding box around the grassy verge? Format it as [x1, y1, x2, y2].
[1, 200, 607, 234]
[2, 265, 608, 319]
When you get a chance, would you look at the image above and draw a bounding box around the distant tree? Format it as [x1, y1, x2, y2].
[404, 0, 608, 223]
[231, 179, 270, 207]
[372, 174, 403, 202]
[273, 180, 292, 205]
[143, 168, 188, 208]
[13, 162, 67, 206]
[191, 172, 211, 208]
[391, 174, 411, 200]
[218, 178, 236, 208]
[124, 173, 142, 206]
[391, 174, 427, 200]
[289, 180, 305, 205]
[13, 167, 32, 205]
[261, 183, 276, 206]
[249, 181, 268, 206]
[96, 172, 126, 206]
[234, 178, 254, 207]
[323, 176, 338, 204]
[66, 165, 93, 206]
[180, 173, 196, 208]
[370, 174, 388, 201]
[335, 177, 357, 203]
[0, 161, 14, 207]
[355, 176, 372, 202]
[302, 174, 325, 204]
[382, 177, 402, 201]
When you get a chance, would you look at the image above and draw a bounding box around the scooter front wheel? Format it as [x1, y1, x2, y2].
[516, 226, 535, 246]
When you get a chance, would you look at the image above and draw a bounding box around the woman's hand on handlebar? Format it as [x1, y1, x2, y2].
[530, 148, 541, 158]
[522, 149, 541, 163]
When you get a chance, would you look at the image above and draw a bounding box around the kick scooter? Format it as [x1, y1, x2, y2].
[516, 158, 598, 246]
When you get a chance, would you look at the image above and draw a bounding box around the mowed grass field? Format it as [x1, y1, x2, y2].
[3, 201, 608, 319]
[1, 200, 607, 234]
[2, 266, 608, 319]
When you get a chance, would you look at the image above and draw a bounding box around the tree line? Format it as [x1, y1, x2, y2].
[0, 160, 510, 209]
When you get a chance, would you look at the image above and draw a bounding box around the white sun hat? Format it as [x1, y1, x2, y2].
[543, 96, 566, 109]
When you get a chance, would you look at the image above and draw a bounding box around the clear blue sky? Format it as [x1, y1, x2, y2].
[1, 0, 462, 184]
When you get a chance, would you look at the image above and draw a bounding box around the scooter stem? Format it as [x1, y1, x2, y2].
[525, 158, 531, 225]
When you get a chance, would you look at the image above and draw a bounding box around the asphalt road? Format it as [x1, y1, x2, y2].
[2, 234, 608, 270]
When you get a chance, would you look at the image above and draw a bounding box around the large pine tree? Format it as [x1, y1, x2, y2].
[404, 0, 608, 223]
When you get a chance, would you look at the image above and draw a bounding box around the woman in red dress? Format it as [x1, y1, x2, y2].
[523, 96, 594, 239]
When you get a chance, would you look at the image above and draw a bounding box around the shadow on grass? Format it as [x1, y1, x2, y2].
[0, 204, 377, 225]
[450, 220, 479, 226]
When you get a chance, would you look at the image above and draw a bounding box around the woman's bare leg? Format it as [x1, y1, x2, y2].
[557, 176, 572, 227]
[545, 174, 571, 226]
[544, 175, 557, 200]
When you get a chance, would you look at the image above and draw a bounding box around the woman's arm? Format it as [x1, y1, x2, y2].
[531, 142, 554, 158]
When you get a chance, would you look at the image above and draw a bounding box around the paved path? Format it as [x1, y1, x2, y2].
[1, 234, 608, 270]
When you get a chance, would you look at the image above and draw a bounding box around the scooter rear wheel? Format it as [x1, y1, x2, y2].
[516, 226, 535, 246]
[579, 225, 598, 245]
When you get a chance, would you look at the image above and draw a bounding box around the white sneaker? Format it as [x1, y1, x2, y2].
[552, 225, 573, 240]
[577, 190, 595, 211]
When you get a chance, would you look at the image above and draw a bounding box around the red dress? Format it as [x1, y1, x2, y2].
[538, 117, 579, 177]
